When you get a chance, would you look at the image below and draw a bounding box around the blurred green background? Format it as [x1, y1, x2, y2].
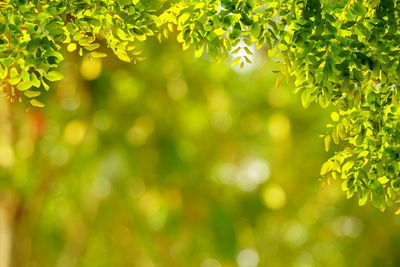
[1, 38, 400, 267]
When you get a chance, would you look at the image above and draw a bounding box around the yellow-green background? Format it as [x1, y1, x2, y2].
[0, 38, 399, 267]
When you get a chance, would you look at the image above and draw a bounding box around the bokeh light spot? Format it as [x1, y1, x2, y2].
[127, 115, 155, 146]
[0, 143, 14, 167]
[167, 78, 188, 101]
[211, 111, 232, 132]
[331, 216, 363, 238]
[112, 70, 140, 102]
[129, 177, 146, 199]
[262, 184, 286, 210]
[283, 222, 308, 247]
[93, 110, 112, 131]
[213, 157, 270, 191]
[268, 113, 291, 142]
[80, 56, 102, 80]
[241, 113, 264, 136]
[201, 258, 222, 267]
[63, 120, 86, 145]
[236, 248, 260, 267]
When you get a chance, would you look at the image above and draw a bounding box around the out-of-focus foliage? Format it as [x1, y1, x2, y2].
[1, 36, 400, 267]
[2, 0, 400, 210]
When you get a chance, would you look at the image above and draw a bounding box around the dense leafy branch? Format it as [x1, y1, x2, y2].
[2, 0, 400, 212]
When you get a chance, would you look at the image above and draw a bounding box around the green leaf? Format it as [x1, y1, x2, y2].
[41, 79, 50, 91]
[30, 99, 45, 108]
[116, 50, 131, 62]
[229, 28, 241, 40]
[231, 47, 241, 55]
[251, 23, 260, 38]
[178, 12, 190, 26]
[10, 67, 18, 78]
[378, 176, 389, 185]
[0, 63, 7, 79]
[330, 112, 339, 122]
[231, 57, 241, 67]
[396, 60, 400, 77]
[84, 43, 100, 51]
[78, 36, 95, 46]
[16, 80, 32, 91]
[323, 60, 333, 78]
[352, 3, 366, 16]
[91, 51, 107, 58]
[24, 90, 41, 98]
[346, 190, 354, 199]
[353, 69, 363, 81]
[320, 161, 331, 175]
[244, 46, 253, 55]
[44, 71, 64, 82]
[67, 43, 77, 52]
[331, 128, 339, 144]
[359, 194, 368, 206]
[342, 160, 354, 173]
[324, 135, 331, 152]
[30, 73, 41, 88]
[275, 76, 282, 88]
[194, 44, 204, 58]
[9, 76, 21, 85]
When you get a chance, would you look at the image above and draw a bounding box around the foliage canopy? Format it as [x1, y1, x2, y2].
[1, 0, 400, 212]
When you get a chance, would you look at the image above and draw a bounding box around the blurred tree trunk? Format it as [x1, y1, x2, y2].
[0, 191, 19, 267]
[0, 98, 19, 267]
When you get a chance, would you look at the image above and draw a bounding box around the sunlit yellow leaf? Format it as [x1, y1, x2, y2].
[275, 76, 283, 88]
[231, 57, 241, 67]
[331, 112, 340, 121]
[24, 90, 41, 98]
[30, 99, 45, 107]
[67, 43, 77, 52]
[324, 135, 331, 152]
